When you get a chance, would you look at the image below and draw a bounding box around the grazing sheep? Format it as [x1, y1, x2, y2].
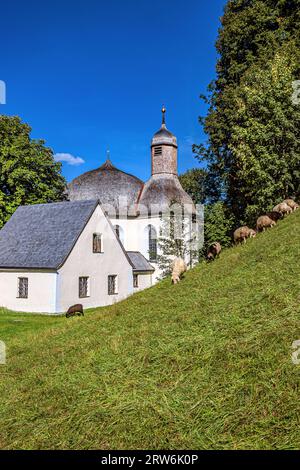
[171, 257, 187, 284]
[248, 229, 257, 238]
[256, 215, 276, 232]
[207, 242, 222, 261]
[266, 211, 282, 222]
[233, 226, 252, 244]
[66, 304, 84, 318]
[273, 202, 292, 216]
[284, 199, 299, 211]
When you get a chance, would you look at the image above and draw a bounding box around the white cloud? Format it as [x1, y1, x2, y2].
[54, 153, 85, 166]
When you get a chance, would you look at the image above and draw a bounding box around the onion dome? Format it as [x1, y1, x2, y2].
[137, 174, 195, 215]
[151, 106, 177, 148]
[67, 155, 144, 217]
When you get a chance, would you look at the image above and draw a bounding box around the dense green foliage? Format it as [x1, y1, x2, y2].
[196, 0, 300, 225]
[179, 171, 233, 257]
[0, 116, 66, 227]
[178, 168, 208, 204]
[1, 210, 300, 449]
[201, 201, 234, 257]
[157, 214, 198, 276]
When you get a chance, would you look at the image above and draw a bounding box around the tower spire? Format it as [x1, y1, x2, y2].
[106, 148, 111, 162]
[161, 105, 166, 127]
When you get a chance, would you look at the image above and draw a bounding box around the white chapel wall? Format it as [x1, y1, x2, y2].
[0, 270, 57, 313]
[57, 205, 134, 313]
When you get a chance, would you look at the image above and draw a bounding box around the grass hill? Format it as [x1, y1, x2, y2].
[1, 210, 300, 450]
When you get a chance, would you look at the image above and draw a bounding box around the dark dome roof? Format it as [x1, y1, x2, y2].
[137, 174, 195, 215]
[154, 127, 174, 138]
[67, 159, 144, 216]
[151, 124, 177, 148]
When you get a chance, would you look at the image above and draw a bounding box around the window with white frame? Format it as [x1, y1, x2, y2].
[79, 276, 89, 298]
[17, 277, 28, 298]
[133, 274, 139, 288]
[108, 275, 118, 295]
[93, 233, 102, 253]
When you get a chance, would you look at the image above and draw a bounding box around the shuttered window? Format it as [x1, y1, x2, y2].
[154, 146, 162, 156]
[79, 277, 89, 298]
[108, 275, 118, 295]
[133, 274, 138, 288]
[17, 277, 28, 298]
[93, 233, 102, 253]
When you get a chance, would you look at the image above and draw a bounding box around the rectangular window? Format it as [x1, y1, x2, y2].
[93, 233, 102, 253]
[17, 277, 28, 298]
[79, 276, 89, 298]
[133, 274, 138, 288]
[108, 275, 118, 295]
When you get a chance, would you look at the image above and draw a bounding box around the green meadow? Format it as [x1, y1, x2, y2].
[1, 210, 300, 449]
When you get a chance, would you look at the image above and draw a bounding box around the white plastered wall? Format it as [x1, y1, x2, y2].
[0, 270, 57, 313]
[111, 216, 162, 281]
[110, 214, 196, 282]
[57, 204, 134, 313]
[133, 272, 153, 292]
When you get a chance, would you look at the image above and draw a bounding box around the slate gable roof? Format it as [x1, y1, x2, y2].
[126, 251, 154, 273]
[0, 200, 99, 269]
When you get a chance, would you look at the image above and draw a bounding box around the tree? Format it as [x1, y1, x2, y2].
[195, 0, 300, 225]
[227, 43, 300, 224]
[0, 116, 66, 227]
[178, 168, 207, 204]
[157, 209, 200, 278]
[200, 201, 234, 258]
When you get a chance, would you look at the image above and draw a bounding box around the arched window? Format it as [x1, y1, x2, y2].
[148, 225, 157, 262]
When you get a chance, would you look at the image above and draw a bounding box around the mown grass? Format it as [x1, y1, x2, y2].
[1, 211, 300, 449]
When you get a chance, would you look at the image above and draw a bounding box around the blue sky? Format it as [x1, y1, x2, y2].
[1, 0, 226, 182]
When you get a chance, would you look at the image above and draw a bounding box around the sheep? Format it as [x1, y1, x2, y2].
[248, 229, 257, 238]
[207, 242, 222, 261]
[233, 226, 253, 244]
[171, 257, 187, 284]
[284, 199, 299, 211]
[273, 202, 292, 216]
[256, 215, 276, 232]
[266, 211, 282, 222]
[66, 304, 84, 318]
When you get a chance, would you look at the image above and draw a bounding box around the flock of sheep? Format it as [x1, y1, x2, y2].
[171, 198, 299, 284]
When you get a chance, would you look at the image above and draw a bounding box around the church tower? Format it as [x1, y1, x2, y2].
[151, 107, 178, 176]
[137, 107, 195, 215]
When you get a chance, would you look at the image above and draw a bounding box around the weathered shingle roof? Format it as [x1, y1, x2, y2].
[126, 252, 154, 272]
[137, 174, 195, 215]
[67, 159, 144, 217]
[0, 200, 99, 269]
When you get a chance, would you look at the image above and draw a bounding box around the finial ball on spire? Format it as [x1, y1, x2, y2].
[161, 105, 166, 125]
